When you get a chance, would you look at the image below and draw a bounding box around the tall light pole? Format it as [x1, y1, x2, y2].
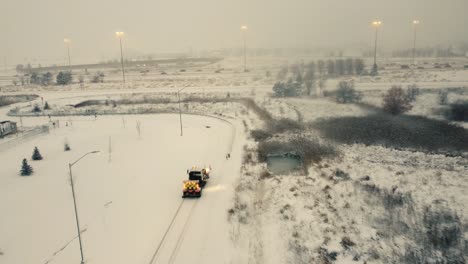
[64, 38, 72, 72]
[177, 87, 186, 136]
[412, 20, 420, 65]
[115, 31, 126, 84]
[241, 25, 247, 72]
[68, 150, 100, 264]
[371, 20, 382, 75]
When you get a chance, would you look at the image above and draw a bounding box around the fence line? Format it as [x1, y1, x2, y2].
[0, 125, 50, 152]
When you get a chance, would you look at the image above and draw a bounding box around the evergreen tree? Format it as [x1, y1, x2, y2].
[273, 82, 286, 97]
[20, 159, 33, 176]
[345, 58, 354, 75]
[336, 59, 345, 76]
[371, 64, 378, 76]
[354, 58, 365, 75]
[32, 104, 42, 113]
[327, 60, 336, 76]
[64, 143, 71, 151]
[317, 60, 326, 76]
[304, 61, 316, 96]
[56, 71, 73, 85]
[30, 72, 40, 84]
[336, 81, 362, 103]
[44, 101, 50, 110]
[41, 72, 53, 86]
[32, 146, 43, 160]
[295, 72, 303, 84]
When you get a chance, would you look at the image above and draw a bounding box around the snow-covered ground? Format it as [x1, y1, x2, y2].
[1, 56, 468, 264]
[0, 114, 243, 264]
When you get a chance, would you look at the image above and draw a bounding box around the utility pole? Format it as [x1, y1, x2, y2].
[64, 39, 72, 72]
[241, 26, 247, 72]
[177, 87, 186, 136]
[116, 32, 126, 84]
[412, 20, 420, 65]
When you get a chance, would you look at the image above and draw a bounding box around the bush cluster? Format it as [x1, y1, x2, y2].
[314, 113, 468, 154]
[257, 137, 340, 168]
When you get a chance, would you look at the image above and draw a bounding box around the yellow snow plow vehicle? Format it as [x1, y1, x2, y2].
[182, 166, 211, 198]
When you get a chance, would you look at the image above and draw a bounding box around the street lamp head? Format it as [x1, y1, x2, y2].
[64, 38, 71, 44]
[241, 25, 247, 30]
[413, 20, 420, 25]
[115, 31, 124, 37]
[372, 21, 382, 27]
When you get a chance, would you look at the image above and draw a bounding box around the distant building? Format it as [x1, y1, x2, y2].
[0, 121, 17, 137]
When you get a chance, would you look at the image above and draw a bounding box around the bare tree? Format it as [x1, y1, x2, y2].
[136, 120, 142, 138]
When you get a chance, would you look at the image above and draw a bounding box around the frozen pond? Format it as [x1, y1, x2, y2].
[267, 154, 302, 174]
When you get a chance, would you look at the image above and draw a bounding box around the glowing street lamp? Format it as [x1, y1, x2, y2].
[64, 38, 71, 71]
[115, 31, 126, 84]
[412, 20, 420, 65]
[371, 20, 382, 75]
[241, 25, 248, 72]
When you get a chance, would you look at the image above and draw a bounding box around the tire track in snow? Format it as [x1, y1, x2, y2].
[167, 199, 199, 264]
[148, 199, 186, 264]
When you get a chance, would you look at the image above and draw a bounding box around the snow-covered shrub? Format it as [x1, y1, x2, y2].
[438, 90, 449, 105]
[383, 85, 413, 115]
[406, 84, 420, 102]
[272, 81, 302, 97]
[335, 80, 362, 104]
[445, 101, 468, 121]
[423, 200, 463, 251]
[267, 118, 304, 134]
[56, 71, 73, 85]
[250, 129, 272, 142]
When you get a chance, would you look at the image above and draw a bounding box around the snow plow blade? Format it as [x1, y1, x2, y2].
[182, 180, 202, 198]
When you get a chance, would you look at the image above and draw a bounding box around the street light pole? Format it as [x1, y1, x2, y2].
[177, 87, 186, 136]
[241, 26, 247, 72]
[64, 38, 72, 72]
[371, 21, 382, 75]
[68, 151, 100, 264]
[115, 32, 126, 84]
[412, 20, 420, 65]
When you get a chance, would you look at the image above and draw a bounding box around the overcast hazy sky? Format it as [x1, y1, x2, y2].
[1, 0, 468, 64]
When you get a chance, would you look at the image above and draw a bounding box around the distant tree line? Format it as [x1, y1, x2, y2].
[391, 47, 461, 58]
[273, 58, 365, 97]
[11, 70, 105, 87]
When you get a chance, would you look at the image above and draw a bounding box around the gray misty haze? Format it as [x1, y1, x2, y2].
[1, 0, 468, 64]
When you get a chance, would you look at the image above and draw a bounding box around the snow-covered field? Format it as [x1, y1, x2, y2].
[1, 56, 468, 264]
